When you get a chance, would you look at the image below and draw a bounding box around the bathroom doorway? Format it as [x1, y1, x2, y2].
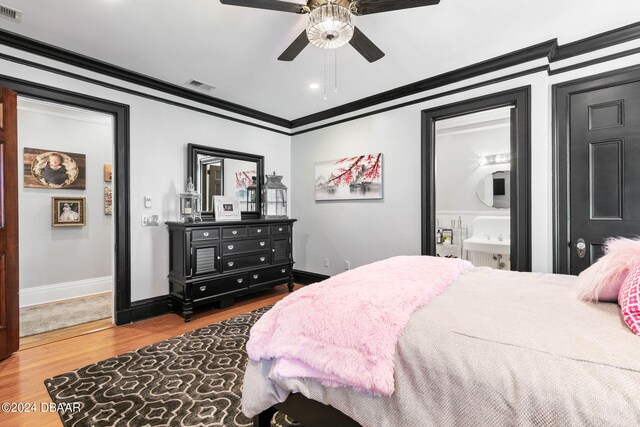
[434, 107, 512, 269]
[421, 88, 531, 271]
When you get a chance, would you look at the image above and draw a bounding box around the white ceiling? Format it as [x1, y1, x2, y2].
[2, 0, 640, 121]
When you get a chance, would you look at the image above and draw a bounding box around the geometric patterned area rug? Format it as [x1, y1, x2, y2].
[44, 306, 300, 427]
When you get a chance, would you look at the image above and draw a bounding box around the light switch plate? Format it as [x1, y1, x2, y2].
[142, 215, 159, 226]
[144, 196, 152, 208]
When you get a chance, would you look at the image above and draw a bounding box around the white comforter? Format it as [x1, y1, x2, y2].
[242, 267, 640, 426]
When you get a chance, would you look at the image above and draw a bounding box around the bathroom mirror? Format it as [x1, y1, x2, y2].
[476, 170, 510, 209]
[187, 144, 264, 219]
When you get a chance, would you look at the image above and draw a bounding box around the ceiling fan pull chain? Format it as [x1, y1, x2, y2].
[334, 49, 338, 93]
[323, 50, 328, 100]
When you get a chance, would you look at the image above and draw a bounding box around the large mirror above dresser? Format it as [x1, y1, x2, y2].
[187, 143, 264, 219]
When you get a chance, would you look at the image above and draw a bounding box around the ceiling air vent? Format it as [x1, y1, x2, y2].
[186, 79, 215, 92]
[0, 4, 22, 22]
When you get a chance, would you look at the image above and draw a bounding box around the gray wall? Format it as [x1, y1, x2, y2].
[292, 108, 422, 276]
[18, 98, 114, 289]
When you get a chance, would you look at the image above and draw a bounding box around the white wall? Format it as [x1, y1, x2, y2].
[435, 124, 511, 213]
[0, 46, 291, 303]
[17, 99, 114, 306]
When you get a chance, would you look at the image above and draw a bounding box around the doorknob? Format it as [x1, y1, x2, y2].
[576, 238, 586, 259]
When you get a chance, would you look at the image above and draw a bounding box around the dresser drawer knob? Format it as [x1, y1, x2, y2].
[199, 286, 206, 292]
[260, 257, 266, 262]
[257, 229, 262, 233]
[237, 278, 243, 284]
[203, 232, 209, 237]
[232, 230, 238, 235]
[281, 269, 286, 273]
[278, 227, 283, 231]
[228, 245, 234, 250]
[260, 242, 265, 247]
[228, 261, 234, 267]
[217, 256, 221, 260]
[253, 274, 259, 279]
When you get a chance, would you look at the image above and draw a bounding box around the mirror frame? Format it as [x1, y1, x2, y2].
[187, 143, 264, 219]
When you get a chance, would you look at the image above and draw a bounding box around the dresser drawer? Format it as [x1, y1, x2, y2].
[222, 226, 247, 239]
[248, 225, 270, 236]
[271, 224, 289, 235]
[222, 253, 270, 272]
[192, 228, 219, 241]
[249, 265, 291, 286]
[193, 274, 247, 300]
[222, 238, 270, 255]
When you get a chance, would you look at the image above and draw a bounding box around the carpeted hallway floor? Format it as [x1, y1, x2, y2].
[20, 293, 112, 337]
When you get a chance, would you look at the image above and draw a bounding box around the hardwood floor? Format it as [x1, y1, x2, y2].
[20, 318, 114, 351]
[0, 284, 299, 426]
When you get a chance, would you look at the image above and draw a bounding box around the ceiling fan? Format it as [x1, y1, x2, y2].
[219, 0, 441, 63]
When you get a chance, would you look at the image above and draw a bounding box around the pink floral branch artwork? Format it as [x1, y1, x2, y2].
[315, 153, 383, 200]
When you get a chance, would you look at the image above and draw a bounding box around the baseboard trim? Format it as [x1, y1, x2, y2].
[19, 276, 112, 308]
[293, 269, 330, 285]
[116, 295, 170, 325]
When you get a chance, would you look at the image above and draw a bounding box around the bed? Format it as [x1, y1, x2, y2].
[242, 260, 640, 427]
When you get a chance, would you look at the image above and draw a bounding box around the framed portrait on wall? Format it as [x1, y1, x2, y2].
[24, 148, 86, 189]
[213, 196, 241, 221]
[52, 197, 86, 227]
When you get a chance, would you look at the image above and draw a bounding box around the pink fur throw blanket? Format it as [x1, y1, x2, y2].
[246, 255, 472, 396]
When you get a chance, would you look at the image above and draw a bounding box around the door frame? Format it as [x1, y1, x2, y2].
[0, 75, 133, 325]
[421, 86, 532, 271]
[553, 65, 640, 274]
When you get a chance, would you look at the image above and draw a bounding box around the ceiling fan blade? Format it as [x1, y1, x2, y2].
[349, 27, 385, 63]
[353, 0, 440, 15]
[278, 30, 310, 61]
[219, 0, 305, 14]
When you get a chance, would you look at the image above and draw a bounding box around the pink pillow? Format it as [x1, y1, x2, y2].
[574, 237, 640, 302]
[619, 261, 640, 335]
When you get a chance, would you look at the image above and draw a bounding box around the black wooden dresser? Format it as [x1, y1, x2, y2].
[166, 219, 296, 321]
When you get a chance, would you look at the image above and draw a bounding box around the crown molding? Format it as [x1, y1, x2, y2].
[1, 20, 640, 132]
[290, 40, 557, 128]
[550, 21, 640, 62]
[0, 29, 291, 129]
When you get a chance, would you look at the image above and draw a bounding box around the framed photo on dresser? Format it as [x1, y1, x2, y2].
[213, 196, 241, 221]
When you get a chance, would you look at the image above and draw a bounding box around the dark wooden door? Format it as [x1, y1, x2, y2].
[0, 87, 19, 360]
[569, 81, 640, 274]
[211, 165, 222, 197]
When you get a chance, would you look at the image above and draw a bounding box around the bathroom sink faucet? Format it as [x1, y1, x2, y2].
[498, 233, 503, 241]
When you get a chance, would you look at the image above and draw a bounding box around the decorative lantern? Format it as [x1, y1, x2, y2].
[179, 177, 202, 222]
[262, 171, 288, 219]
[246, 176, 257, 212]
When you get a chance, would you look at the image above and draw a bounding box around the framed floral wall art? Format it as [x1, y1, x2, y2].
[314, 153, 383, 201]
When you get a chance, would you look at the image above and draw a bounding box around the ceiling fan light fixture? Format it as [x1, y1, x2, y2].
[306, 3, 354, 49]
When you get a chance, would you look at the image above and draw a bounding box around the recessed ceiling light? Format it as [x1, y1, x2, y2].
[309, 83, 320, 90]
